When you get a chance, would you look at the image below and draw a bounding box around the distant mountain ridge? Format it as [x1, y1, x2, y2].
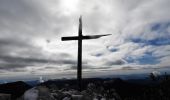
[0, 81, 32, 100]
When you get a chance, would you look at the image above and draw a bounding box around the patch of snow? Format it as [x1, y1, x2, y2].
[24, 88, 38, 100]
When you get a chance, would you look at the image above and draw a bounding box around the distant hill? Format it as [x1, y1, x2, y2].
[0, 81, 32, 100]
[26, 80, 40, 87]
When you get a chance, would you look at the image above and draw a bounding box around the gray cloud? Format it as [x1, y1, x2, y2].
[68, 65, 109, 71]
[0, 53, 77, 72]
[105, 59, 126, 66]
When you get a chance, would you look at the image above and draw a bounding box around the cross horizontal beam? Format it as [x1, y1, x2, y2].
[82, 34, 111, 40]
[61, 34, 111, 41]
[61, 36, 79, 41]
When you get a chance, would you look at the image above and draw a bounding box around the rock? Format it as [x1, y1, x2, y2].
[72, 94, 83, 100]
[0, 93, 11, 100]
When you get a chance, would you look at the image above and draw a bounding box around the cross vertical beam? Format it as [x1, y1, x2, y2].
[77, 16, 82, 91]
[77, 34, 82, 91]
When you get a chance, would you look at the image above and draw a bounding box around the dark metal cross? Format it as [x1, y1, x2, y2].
[61, 16, 111, 91]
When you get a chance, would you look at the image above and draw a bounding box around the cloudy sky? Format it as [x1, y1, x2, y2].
[0, 0, 170, 80]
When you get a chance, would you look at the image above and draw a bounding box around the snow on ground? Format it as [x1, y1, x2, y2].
[24, 87, 38, 100]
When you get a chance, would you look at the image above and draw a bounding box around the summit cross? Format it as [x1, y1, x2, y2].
[61, 16, 111, 91]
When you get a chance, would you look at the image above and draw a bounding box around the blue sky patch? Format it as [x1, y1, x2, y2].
[125, 52, 160, 65]
[131, 38, 170, 46]
[151, 22, 170, 32]
[137, 52, 159, 65]
[131, 22, 170, 46]
[151, 23, 161, 31]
